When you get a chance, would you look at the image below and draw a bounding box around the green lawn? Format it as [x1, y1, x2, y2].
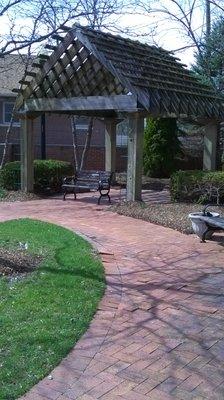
[0, 219, 105, 400]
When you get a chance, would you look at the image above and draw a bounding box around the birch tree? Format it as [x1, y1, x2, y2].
[0, 0, 128, 168]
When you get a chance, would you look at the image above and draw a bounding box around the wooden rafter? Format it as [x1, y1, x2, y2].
[14, 24, 224, 119]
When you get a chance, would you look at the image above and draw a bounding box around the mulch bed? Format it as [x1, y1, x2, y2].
[0, 191, 41, 202]
[110, 201, 224, 234]
[0, 249, 41, 277]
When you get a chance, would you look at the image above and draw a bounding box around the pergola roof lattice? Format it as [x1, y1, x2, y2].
[15, 25, 224, 119]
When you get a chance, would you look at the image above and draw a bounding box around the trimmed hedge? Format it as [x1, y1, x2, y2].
[0, 160, 73, 192]
[170, 170, 224, 204]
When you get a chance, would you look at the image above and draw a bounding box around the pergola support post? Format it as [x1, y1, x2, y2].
[203, 122, 218, 171]
[105, 119, 116, 182]
[20, 117, 34, 192]
[126, 114, 144, 201]
[41, 113, 46, 159]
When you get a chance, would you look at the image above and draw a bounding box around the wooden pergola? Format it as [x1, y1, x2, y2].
[15, 25, 224, 201]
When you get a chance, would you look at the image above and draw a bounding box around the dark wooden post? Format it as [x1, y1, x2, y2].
[20, 116, 34, 192]
[41, 113, 46, 159]
[203, 121, 218, 170]
[126, 113, 144, 201]
[105, 118, 116, 182]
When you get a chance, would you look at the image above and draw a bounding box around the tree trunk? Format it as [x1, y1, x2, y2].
[79, 117, 94, 171]
[0, 110, 15, 169]
[70, 116, 80, 171]
[206, 0, 211, 38]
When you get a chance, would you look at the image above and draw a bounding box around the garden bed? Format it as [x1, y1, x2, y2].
[0, 248, 41, 277]
[110, 201, 224, 234]
[0, 189, 40, 202]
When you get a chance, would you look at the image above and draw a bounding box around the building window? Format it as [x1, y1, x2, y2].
[3, 102, 19, 125]
[116, 120, 128, 147]
[75, 116, 89, 130]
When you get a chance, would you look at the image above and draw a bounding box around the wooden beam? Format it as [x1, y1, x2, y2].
[25, 95, 138, 113]
[203, 121, 218, 171]
[20, 117, 34, 192]
[105, 119, 117, 179]
[38, 54, 50, 60]
[52, 34, 64, 41]
[60, 25, 72, 31]
[16, 30, 76, 109]
[25, 71, 36, 77]
[41, 114, 46, 159]
[45, 44, 57, 51]
[126, 114, 144, 201]
[32, 62, 43, 68]
[19, 80, 30, 85]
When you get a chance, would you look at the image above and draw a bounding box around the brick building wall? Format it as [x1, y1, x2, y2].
[0, 102, 127, 171]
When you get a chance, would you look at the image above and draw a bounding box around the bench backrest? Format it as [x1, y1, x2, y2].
[75, 170, 112, 183]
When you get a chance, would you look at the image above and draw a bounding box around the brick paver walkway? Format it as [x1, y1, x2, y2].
[1, 190, 224, 400]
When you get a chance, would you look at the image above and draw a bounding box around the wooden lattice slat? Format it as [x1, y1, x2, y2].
[15, 24, 224, 119]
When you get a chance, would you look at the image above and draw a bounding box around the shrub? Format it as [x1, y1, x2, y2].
[170, 170, 224, 204]
[0, 161, 20, 190]
[34, 159, 73, 192]
[1, 160, 73, 192]
[0, 187, 7, 199]
[143, 117, 181, 178]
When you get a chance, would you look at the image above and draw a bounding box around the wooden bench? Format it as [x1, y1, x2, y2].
[62, 170, 112, 204]
[189, 205, 224, 242]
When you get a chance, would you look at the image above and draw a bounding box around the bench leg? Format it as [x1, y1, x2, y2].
[63, 190, 76, 201]
[202, 228, 210, 243]
[98, 189, 111, 205]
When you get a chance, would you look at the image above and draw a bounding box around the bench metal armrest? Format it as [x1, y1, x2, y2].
[99, 179, 110, 189]
[63, 175, 76, 185]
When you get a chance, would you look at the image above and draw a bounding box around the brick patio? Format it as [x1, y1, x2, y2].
[1, 190, 224, 399]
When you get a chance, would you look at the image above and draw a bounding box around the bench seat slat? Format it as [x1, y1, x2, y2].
[62, 170, 112, 204]
[200, 216, 224, 229]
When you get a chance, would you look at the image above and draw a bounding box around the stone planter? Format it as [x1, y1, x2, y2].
[189, 211, 219, 240]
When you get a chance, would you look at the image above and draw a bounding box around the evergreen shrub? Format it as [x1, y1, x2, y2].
[143, 117, 181, 178]
[171, 170, 224, 204]
[1, 160, 73, 192]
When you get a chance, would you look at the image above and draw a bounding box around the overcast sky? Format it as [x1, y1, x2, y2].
[0, 1, 205, 68]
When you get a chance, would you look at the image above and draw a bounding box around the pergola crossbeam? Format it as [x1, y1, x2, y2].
[24, 94, 139, 113]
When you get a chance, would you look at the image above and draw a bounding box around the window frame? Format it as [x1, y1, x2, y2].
[75, 116, 89, 131]
[2, 102, 20, 126]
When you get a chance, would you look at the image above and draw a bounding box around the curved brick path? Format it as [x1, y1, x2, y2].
[1, 191, 224, 400]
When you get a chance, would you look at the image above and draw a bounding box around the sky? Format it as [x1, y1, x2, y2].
[0, 1, 207, 68]
[117, 1, 206, 68]
[119, 14, 196, 67]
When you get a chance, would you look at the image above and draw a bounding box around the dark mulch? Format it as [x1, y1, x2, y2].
[0, 249, 42, 277]
[110, 201, 224, 234]
[0, 191, 41, 202]
[116, 173, 169, 191]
